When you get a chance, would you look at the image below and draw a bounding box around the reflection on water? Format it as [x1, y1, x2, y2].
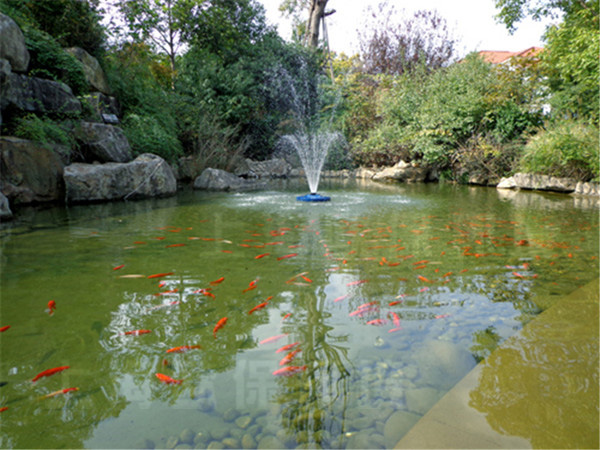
[470, 280, 599, 449]
[0, 180, 598, 449]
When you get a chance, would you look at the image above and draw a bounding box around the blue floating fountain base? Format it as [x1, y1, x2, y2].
[297, 193, 331, 202]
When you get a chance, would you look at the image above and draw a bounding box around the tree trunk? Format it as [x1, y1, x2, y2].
[306, 0, 328, 47]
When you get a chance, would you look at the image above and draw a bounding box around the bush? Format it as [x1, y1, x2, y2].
[13, 114, 74, 148]
[122, 113, 182, 162]
[520, 120, 599, 181]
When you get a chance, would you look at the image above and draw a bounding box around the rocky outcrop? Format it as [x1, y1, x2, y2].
[65, 47, 111, 94]
[0, 72, 82, 116]
[83, 91, 120, 124]
[0, 14, 29, 72]
[0, 137, 65, 204]
[0, 192, 13, 220]
[372, 160, 430, 183]
[193, 168, 266, 191]
[74, 122, 132, 163]
[573, 181, 599, 196]
[64, 153, 176, 203]
[497, 172, 577, 192]
[236, 158, 291, 178]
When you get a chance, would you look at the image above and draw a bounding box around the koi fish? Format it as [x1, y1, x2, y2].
[32, 366, 69, 382]
[388, 301, 402, 306]
[213, 317, 228, 338]
[166, 345, 201, 353]
[276, 342, 299, 353]
[349, 306, 379, 317]
[334, 295, 348, 303]
[46, 300, 56, 315]
[0, 325, 10, 333]
[210, 277, 225, 285]
[147, 272, 174, 279]
[147, 300, 180, 311]
[0, 407, 7, 413]
[277, 253, 298, 261]
[121, 329, 151, 336]
[417, 275, 431, 283]
[413, 260, 429, 265]
[366, 319, 388, 326]
[255, 253, 270, 259]
[512, 272, 525, 278]
[155, 373, 183, 384]
[281, 313, 292, 322]
[347, 280, 368, 286]
[388, 312, 401, 328]
[242, 278, 259, 293]
[113, 264, 125, 271]
[435, 314, 450, 319]
[301, 275, 312, 283]
[259, 334, 288, 345]
[279, 349, 302, 366]
[272, 365, 307, 376]
[41, 387, 79, 399]
[154, 288, 178, 296]
[388, 327, 402, 333]
[248, 297, 272, 315]
[118, 274, 145, 278]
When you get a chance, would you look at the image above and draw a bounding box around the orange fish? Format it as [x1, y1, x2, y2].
[435, 314, 450, 319]
[42, 387, 79, 399]
[147, 272, 174, 279]
[279, 349, 302, 366]
[166, 243, 186, 248]
[213, 317, 228, 338]
[366, 319, 388, 326]
[0, 325, 10, 333]
[413, 260, 429, 265]
[388, 312, 401, 328]
[334, 295, 348, 303]
[281, 313, 292, 322]
[210, 277, 225, 285]
[154, 288, 178, 296]
[242, 278, 259, 293]
[156, 373, 183, 384]
[276, 342, 299, 354]
[248, 297, 272, 315]
[347, 280, 368, 286]
[277, 253, 298, 260]
[388, 301, 402, 306]
[32, 366, 69, 382]
[255, 253, 270, 259]
[46, 300, 56, 315]
[272, 365, 307, 376]
[166, 345, 201, 353]
[113, 264, 125, 271]
[0, 407, 8, 413]
[417, 275, 431, 283]
[122, 329, 151, 336]
[512, 272, 525, 278]
[259, 334, 288, 345]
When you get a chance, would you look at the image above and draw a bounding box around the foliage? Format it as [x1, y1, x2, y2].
[520, 119, 599, 181]
[1, 0, 106, 57]
[122, 113, 182, 161]
[358, 2, 458, 75]
[541, 4, 599, 123]
[494, 0, 595, 32]
[12, 114, 74, 147]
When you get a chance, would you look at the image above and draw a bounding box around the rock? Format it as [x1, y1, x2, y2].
[574, 181, 599, 197]
[240, 433, 256, 449]
[193, 168, 266, 191]
[239, 158, 291, 178]
[220, 437, 239, 449]
[346, 432, 380, 449]
[193, 433, 208, 448]
[0, 137, 65, 204]
[83, 91, 120, 122]
[209, 424, 228, 441]
[405, 387, 443, 415]
[383, 411, 421, 449]
[0, 14, 30, 72]
[1, 72, 82, 116]
[65, 47, 111, 94]
[206, 441, 225, 449]
[497, 172, 577, 193]
[355, 167, 377, 179]
[75, 122, 132, 163]
[0, 192, 13, 220]
[64, 153, 176, 203]
[165, 435, 180, 449]
[412, 340, 476, 390]
[222, 408, 240, 422]
[256, 435, 285, 449]
[372, 160, 429, 183]
[235, 415, 252, 429]
[496, 175, 516, 189]
[136, 438, 155, 449]
[179, 428, 196, 445]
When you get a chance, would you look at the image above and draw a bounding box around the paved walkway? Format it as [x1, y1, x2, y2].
[396, 279, 599, 449]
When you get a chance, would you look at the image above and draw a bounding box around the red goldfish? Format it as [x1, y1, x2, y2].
[279, 349, 302, 366]
[166, 345, 201, 353]
[277, 253, 298, 261]
[113, 264, 125, 271]
[248, 297, 272, 315]
[0, 407, 8, 413]
[259, 334, 288, 345]
[366, 319, 388, 326]
[156, 373, 183, 384]
[388, 312, 401, 328]
[276, 342, 299, 354]
[346, 280, 368, 286]
[417, 275, 432, 283]
[147, 272, 174, 279]
[334, 295, 348, 303]
[0, 325, 10, 332]
[42, 387, 79, 399]
[32, 366, 69, 382]
[46, 300, 56, 315]
[213, 317, 228, 338]
[255, 253, 270, 259]
[121, 329, 151, 336]
[210, 277, 225, 285]
[165, 243, 186, 248]
[272, 365, 307, 376]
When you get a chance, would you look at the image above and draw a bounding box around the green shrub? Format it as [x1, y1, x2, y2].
[122, 113, 182, 162]
[520, 120, 599, 181]
[13, 114, 74, 149]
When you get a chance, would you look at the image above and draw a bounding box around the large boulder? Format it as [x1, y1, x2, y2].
[75, 122, 132, 163]
[0, 14, 29, 72]
[65, 47, 111, 94]
[0, 137, 65, 204]
[0, 192, 13, 220]
[193, 168, 265, 191]
[497, 172, 577, 193]
[372, 160, 429, 183]
[0, 72, 82, 116]
[64, 153, 176, 203]
[574, 181, 600, 196]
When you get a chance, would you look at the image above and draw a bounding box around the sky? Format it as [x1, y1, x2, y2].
[257, 0, 557, 57]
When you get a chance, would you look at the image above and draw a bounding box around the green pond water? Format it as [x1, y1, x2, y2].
[0, 180, 598, 449]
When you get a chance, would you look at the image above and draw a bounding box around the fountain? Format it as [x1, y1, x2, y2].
[271, 63, 344, 202]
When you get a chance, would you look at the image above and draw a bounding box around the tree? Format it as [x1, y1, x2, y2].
[358, 2, 457, 75]
[279, 0, 335, 47]
[494, 0, 596, 32]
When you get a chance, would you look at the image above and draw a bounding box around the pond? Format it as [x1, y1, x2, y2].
[1, 180, 598, 449]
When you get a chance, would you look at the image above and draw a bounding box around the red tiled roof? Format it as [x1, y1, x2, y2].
[477, 47, 543, 64]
